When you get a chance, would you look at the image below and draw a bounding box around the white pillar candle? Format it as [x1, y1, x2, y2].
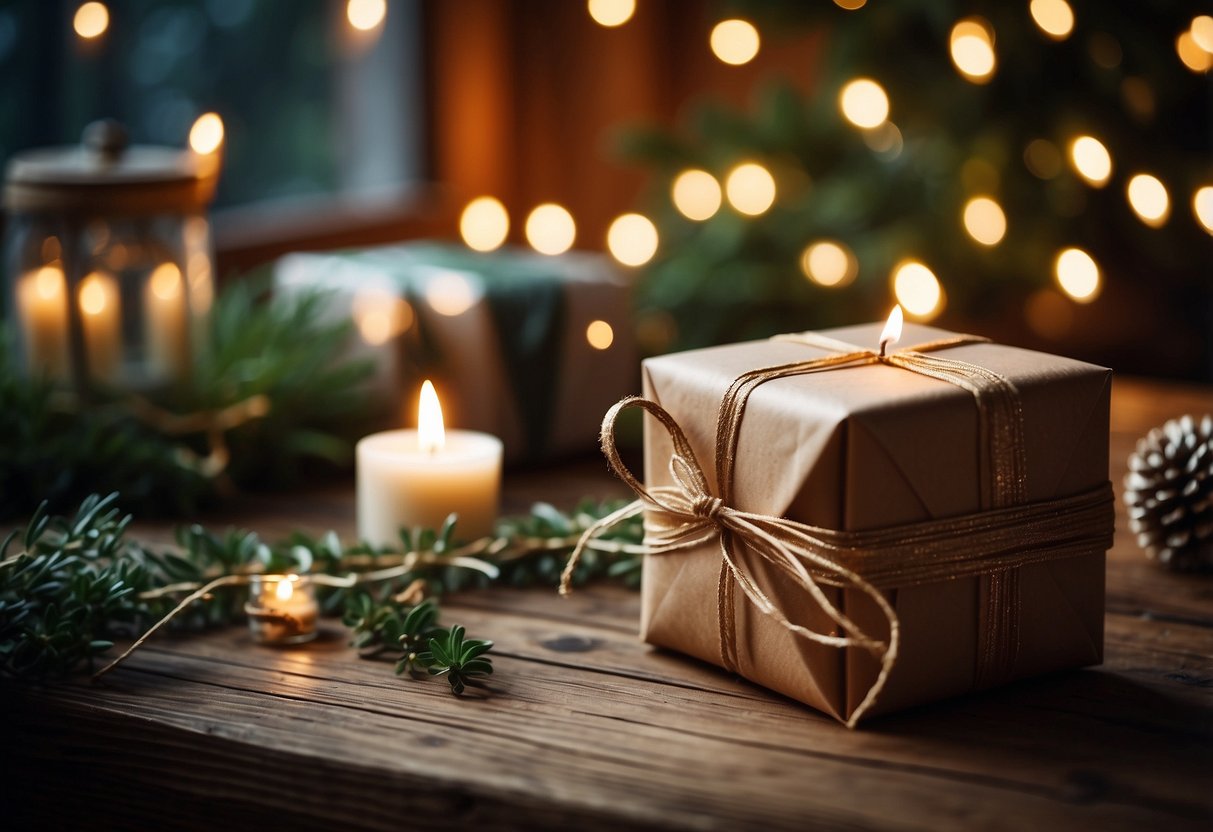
[78, 270, 122, 383]
[357, 380, 503, 547]
[145, 262, 190, 379]
[16, 265, 70, 378]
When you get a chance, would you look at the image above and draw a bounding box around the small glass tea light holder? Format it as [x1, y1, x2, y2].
[245, 574, 319, 646]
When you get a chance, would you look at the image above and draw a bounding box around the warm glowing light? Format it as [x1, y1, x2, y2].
[79, 272, 112, 316]
[460, 196, 510, 252]
[1029, 0, 1074, 41]
[1054, 248, 1101, 303]
[346, 0, 386, 31]
[1126, 174, 1170, 227]
[354, 293, 413, 345]
[586, 320, 615, 350]
[73, 2, 109, 39]
[671, 169, 722, 221]
[276, 577, 295, 602]
[418, 380, 445, 453]
[1177, 31, 1213, 72]
[1068, 136, 1112, 186]
[879, 305, 904, 353]
[525, 203, 576, 255]
[892, 261, 943, 319]
[710, 19, 760, 66]
[1025, 289, 1074, 339]
[800, 241, 857, 287]
[424, 270, 477, 317]
[725, 162, 776, 216]
[839, 79, 889, 129]
[35, 266, 65, 301]
[189, 112, 225, 155]
[607, 213, 659, 267]
[949, 19, 996, 83]
[1193, 186, 1213, 234]
[587, 0, 635, 27]
[834, 0, 866, 9]
[962, 196, 1007, 246]
[1192, 16, 1213, 53]
[149, 263, 182, 300]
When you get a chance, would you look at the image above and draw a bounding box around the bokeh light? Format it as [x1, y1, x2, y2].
[1126, 174, 1170, 227]
[459, 197, 510, 253]
[710, 19, 760, 66]
[189, 113, 225, 155]
[424, 270, 478, 317]
[587, 0, 635, 27]
[1193, 186, 1213, 234]
[1025, 289, 1074, 339]
[839, 79, 889, 129]
[1054, 248, 1101, 303]
[892, 261, 943, 319]
[585, 320, 615, 350]
[800, 241, 857, 288]
[949, 19, 996, 83]
[525, 203, 576, 255]
[1068, 136, 1112, 186]
[1176, 31, 1212, 73]
[962, 196, 1007, 246]
[1024, 139, 1062, 179]
[724, 163, 776, 216]
[149, 263, 182, 300]
[346, 0, 386, 32]
[834, 0, 866, 9]
[354, 293, 414, 345]
[78, 272, 113, 316]
[73, 2, 109, 39]
[1029, 0, 1074, 41]
[1192, 16, 1213, 53]
[671, 169, 722, 221]
[607, 213, 659, 267]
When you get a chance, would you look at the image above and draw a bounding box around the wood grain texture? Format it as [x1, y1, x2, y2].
[2, 377, 1211, 831]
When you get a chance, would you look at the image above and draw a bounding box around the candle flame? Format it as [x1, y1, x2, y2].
[879, 305, 904, 356]
[276, 577, 295, 601]
[418, 379, 446, 453]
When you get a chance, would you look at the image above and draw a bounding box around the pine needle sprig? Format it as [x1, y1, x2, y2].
[416, 625, 494, 695]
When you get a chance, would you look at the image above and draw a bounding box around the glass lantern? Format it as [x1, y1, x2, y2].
[2, 120, 218, 393]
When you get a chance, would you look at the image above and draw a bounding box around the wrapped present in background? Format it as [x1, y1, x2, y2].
[275, 242, 636, 464]
[638, 320, 1114, 724]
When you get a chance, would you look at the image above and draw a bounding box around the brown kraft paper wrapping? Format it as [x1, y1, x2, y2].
[639, 321, 1111, 722]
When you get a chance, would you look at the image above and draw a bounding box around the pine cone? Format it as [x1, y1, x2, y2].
[1123, 414, 1213, 572]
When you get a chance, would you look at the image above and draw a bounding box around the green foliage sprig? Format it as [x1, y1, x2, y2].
[1, 493, 643, 692]
[0, 280, 377, 520]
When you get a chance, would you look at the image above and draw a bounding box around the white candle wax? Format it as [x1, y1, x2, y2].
[78, 271, 122, 383]
[356, 429, 503, 547]
[145, 262, 190, 379]
[16, 265, 70, 378]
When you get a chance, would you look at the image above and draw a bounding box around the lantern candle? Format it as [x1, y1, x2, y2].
[145, 262, 190, 379]
[15, 265, 71, 378]
[245, 575, 319, 645]
[357, 380, 503, 547]
[79, 270, 122, 383]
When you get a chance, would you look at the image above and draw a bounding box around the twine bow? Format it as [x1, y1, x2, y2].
[562, 328, 1110, 726]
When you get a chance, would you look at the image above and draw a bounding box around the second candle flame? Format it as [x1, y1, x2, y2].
[276, 576, 295, 601]
[879, 305, 904, 357]
[418, 379, 446, 454]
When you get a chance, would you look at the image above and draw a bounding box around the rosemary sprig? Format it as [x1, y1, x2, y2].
[1, 493, 643, 691]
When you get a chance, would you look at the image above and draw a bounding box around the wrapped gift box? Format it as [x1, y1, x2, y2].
[638, 321, 1113, 724]
[276, 242, 637, 463]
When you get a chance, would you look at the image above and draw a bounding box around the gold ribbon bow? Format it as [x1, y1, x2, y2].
[562, 330, 1110, 727]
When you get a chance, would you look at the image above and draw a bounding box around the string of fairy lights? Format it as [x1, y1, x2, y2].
[66, 0, 1213, 325]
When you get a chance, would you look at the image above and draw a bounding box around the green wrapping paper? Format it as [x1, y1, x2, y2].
[274, 242, 636, 462]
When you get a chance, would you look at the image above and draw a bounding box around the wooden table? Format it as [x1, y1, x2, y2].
[3, 378, 1211, 831]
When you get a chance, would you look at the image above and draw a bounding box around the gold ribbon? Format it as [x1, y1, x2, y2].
[561, 332, 1112, 726]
